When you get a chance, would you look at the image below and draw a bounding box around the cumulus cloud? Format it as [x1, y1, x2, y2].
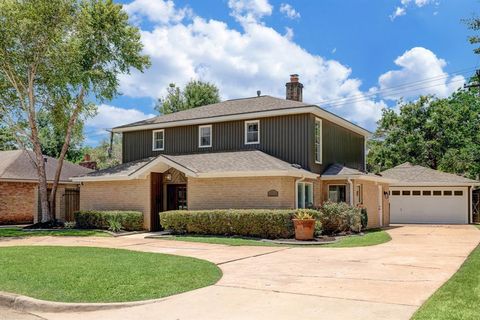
[118, 5, 387, 129]
[86, 104, 155, 132]
[228, 0, 273, 24]
[279, 3, 300, 19]
[377, 47, 465, 100]
[123, 0, 191, 25]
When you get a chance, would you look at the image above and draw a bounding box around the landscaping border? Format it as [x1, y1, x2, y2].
[0, 291, 167, 313]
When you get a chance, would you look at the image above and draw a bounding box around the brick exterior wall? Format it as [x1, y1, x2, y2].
[79, 176, 151, 229]
[0, 182, 36, 224]
[188, 176, 298, 210]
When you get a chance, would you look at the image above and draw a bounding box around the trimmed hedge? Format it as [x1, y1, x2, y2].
[74, 210, 144, 231]
[160, 209, 319, 239]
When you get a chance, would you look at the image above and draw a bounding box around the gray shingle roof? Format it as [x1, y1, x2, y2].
[78, 150, 316, 179]
[114, 96, 309, 129]
[381, 162, 478, 184]
[0, 150, 92, 182]
[322, 163, 365, 176]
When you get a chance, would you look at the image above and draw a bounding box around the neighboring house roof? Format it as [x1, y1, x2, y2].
[72, 150, 318, 181]
[381, 162, 479, 186]
[112, 95, 371, 137]
[0, 150, 92, 183]
[322, 163, 395, 183]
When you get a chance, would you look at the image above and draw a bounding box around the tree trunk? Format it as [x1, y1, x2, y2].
[48, 89, 84, 218]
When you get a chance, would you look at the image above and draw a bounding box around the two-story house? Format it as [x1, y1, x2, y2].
[73, 75, 393, 231]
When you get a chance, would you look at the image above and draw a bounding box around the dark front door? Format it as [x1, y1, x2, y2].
[150, 173, 163, 231]
[167, 184, 187, 210]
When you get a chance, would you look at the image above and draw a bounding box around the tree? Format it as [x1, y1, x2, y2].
[466, 16, 480, 54]
[83, 133, 122, 170]
[367, 89, 480, 179]
[0, 0, 150, 222]
[156, 80, 220, 114]
[37, 109, 85, 162]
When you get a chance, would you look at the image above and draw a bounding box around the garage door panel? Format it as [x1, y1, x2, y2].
[390, 187, 468, 224]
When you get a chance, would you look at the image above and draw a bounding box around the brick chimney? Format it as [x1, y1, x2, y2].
[286, 74, 303, 102]
[79, 154, 97, 170]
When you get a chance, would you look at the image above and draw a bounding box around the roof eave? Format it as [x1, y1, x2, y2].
[321, 174, 396, 183]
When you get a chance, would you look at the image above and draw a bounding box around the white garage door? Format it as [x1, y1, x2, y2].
[390, 187, 468, 224]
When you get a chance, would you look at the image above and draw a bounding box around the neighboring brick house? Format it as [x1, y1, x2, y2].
[0, 150, 92, 224]
[73, 75, 393, 230]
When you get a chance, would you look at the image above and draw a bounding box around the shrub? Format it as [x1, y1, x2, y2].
[107, 215, 122, 232]
[360, 208, 368, 230]
[319, 202, 361, 234]
[63, 221, 76, 229]
[160, 209, 319, 239]
[74, 211, 143, 231]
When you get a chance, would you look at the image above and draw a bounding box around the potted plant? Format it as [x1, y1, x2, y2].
[293, 210, 316, 240]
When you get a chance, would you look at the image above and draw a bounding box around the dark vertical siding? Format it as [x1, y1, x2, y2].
[122, 113, 365, 174]
[308, 114, 365, 174]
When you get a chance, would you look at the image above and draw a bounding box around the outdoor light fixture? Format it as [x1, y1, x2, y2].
[384, 191, 389, 199]
[164, 173, 172, 182]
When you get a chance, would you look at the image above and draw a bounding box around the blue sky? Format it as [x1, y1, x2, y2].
[85, 0, 479, 145]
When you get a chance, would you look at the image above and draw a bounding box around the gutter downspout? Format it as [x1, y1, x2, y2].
[347, 178, 354, 206]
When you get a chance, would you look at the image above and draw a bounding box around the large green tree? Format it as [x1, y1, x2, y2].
[367, 89, 480, 179]
[83, 133, 122, 170]
[156, 80, 220, 114]
[0, 0, 150, 222]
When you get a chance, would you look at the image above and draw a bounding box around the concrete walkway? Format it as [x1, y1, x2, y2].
[1, 225, 479, 320]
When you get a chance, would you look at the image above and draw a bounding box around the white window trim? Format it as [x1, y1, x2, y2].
[295, 181, 314, 209]
[244, 120, 260, 145]
[198, 124, 212, 148]
[152, 129, 165, 151]
[315, 118, 322, 164]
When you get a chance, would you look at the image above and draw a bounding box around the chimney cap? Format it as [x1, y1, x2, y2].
[290, 74, 299, 82]
[256, 90, 261, 97]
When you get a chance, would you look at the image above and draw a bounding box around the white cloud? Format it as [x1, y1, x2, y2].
[284, 27, 294, 40]
[279, 3, 300, 19]
[390, 7, 406, 21]
[86, 104, 155, 131]
[390, 0, 436, 20]
[123, 0, 191, 25]
[228, 0, 273, 24]
[377, 47, 465, 100]
[118, 0, 388, 129]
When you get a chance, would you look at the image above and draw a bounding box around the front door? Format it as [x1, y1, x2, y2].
[167, 184, 187, 210]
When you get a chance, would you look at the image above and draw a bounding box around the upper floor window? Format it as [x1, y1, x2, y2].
[245, 120, 260, 145]
[315, 118, 322, 164]
[199, 125, 212, 148]
[152, 129, 164, 151]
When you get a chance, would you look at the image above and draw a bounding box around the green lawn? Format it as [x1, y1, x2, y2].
[0, 246, 221, 303]
[0, 228, 108, 237]
[160, 229, 391, 247]
[412, 244, 480, 320]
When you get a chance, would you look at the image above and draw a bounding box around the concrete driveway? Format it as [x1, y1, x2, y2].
[1, 225, 479, 320]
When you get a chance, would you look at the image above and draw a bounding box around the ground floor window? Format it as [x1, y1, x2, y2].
[328, 185, 346, 203]
[297, 182, 313, 208]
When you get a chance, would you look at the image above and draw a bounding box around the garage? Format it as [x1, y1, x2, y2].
[389, 187, 469, 224]
[381, 163, 478, 224]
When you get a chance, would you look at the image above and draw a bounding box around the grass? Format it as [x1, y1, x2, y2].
[0, 228, 109, 237]
[412, 244, 480, 320]
[0, 246, 222, 303]
[161, 229, 391, 247]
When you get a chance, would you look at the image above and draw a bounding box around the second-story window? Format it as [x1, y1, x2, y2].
[245, 120, 260, 144]
[315, 118, 322, 164]
[152, 129, 164, 151]
[199, 125, 212, 148]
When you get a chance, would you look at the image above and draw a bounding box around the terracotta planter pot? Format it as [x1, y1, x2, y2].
[293, 219, 316, 240]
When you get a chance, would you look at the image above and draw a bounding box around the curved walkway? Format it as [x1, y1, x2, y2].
[0, 225, 479, 320]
